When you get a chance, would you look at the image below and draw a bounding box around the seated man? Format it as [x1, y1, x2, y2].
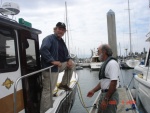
[40, 22, 75, 113]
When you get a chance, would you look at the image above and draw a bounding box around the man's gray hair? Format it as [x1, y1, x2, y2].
[101, 44, 113, 56]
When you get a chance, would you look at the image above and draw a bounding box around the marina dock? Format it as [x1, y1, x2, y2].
[77, 63, 90, 68]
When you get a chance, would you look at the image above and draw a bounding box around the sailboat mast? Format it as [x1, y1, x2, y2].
[65, 2, 70, 52]
[119, 42, 121, 56]
[127, 0, 132, 54]
[1, 0, 2, 6]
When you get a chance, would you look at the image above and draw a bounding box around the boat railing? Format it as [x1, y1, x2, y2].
[0, 14, 17, 23]
[13, 65, 54, 113]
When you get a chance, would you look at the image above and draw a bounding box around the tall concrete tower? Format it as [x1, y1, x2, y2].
[107, 9, 117, 58]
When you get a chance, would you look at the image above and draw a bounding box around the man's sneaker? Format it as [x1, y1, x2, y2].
[58, 83, 72, 91]
[53, 93, 57, 97]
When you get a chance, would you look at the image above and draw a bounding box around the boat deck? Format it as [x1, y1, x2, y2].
[90, 88, 138, 113]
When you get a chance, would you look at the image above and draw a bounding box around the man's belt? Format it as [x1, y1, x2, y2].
[101, 89, 109, 93]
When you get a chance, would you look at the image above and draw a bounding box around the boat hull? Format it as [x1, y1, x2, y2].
[46, 71, 78, 113]
[55, 83, 77, 113]
[120, 61, 133, 69]
[134, 75, 150, 112]
[90, 62, 103, 71]
[126, 59, 140, 68]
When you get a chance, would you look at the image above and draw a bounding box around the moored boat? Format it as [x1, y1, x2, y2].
[119, 60, 134, 69]
[90, 50, 103, 71]
[125, 0, 140, 69]
[133, 36, 150, 113]
[0, 2, 78, 113]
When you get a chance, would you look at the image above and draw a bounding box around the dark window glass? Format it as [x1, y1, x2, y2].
[0, 28, 18, 72]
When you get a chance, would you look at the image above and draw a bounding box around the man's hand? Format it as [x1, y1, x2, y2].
[51, 61, 62, 67]
[87, 83, 101, 97]
[87, 90, 95, 97]
[67, 59, 73, 69]
[100, 100, 108, 110]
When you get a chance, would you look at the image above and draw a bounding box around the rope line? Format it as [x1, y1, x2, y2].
[76, 82, 98, 113]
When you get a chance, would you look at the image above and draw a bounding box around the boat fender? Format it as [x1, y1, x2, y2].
[138, 74, 143, 78]
[125, 104, 136, 111]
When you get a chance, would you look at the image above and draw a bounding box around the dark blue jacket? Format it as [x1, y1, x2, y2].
[40, 34, 71, 72]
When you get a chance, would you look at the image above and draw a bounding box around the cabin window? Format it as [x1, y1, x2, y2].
[25, 39, 37, 67]
[0, 28, 18, 72]
[92, 57, 100, 62]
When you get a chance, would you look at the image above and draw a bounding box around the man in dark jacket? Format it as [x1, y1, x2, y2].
[40, 22, 75, 113]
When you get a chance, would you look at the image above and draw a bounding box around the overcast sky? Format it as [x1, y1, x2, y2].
[4, 0, 150, 58]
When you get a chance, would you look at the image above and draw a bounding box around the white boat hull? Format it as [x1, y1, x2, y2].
[133, 60, 150, 113]
[134, 75, 150, 112]
[90, 62, 103, 70]
[47, 71, 78, 113]
[126, 59, 140, 68]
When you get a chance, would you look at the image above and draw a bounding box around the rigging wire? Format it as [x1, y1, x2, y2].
[65, 2, 74, 111]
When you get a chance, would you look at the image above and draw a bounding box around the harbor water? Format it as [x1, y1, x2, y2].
[70, 68, 135, 113]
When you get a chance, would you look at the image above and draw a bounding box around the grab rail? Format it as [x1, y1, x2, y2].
[13, 66, 54, 113]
